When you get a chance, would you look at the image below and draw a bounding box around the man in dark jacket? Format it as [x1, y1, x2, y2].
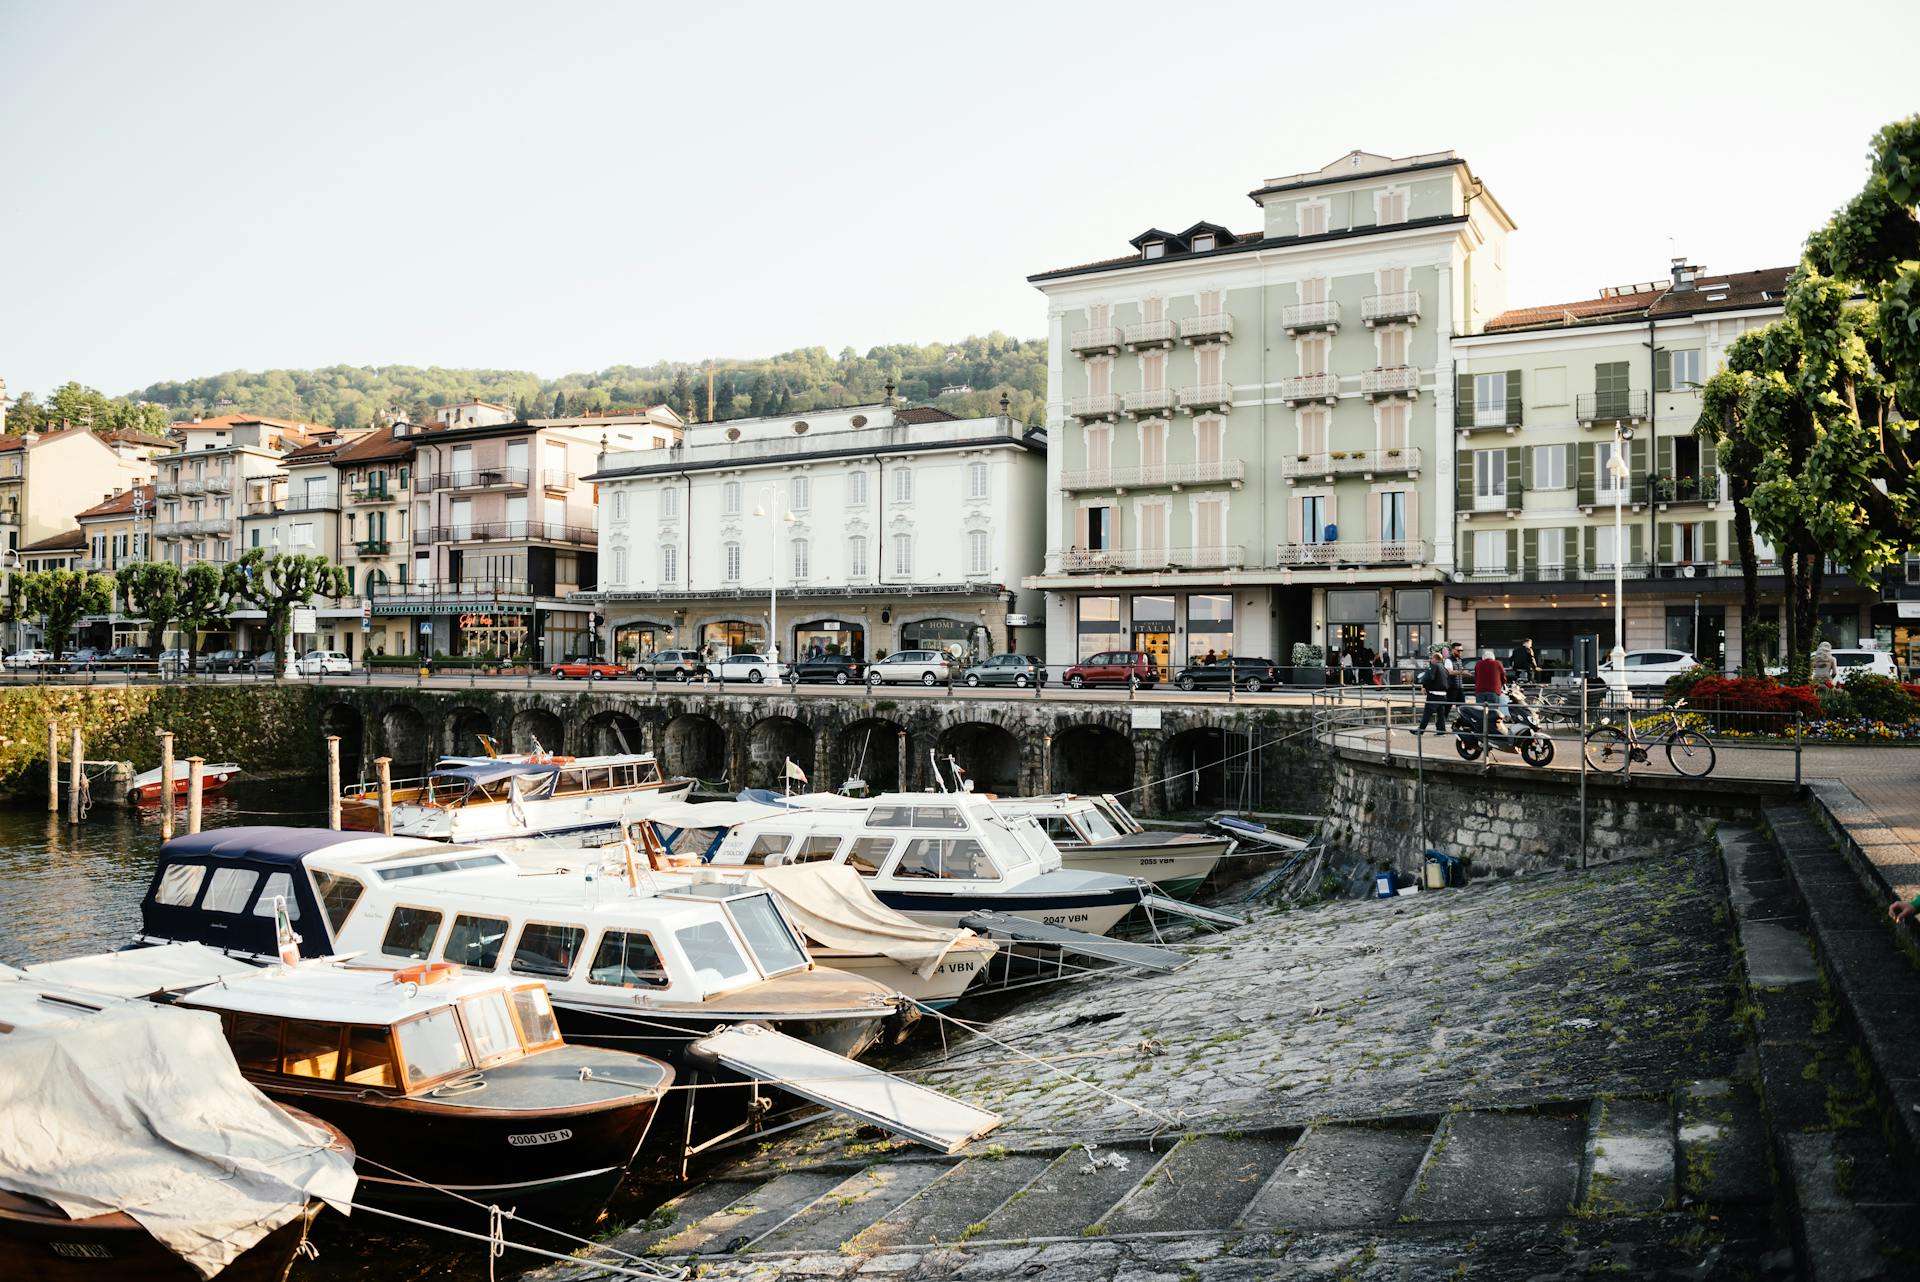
[1509, 638, 1538, 684]
[1416, 647, 1451, 733]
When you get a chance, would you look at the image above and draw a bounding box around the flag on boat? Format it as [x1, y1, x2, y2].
[785, 757, 808, 784]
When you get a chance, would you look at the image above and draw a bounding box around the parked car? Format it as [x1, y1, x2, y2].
[866, 649, 953, 687]
[634, 649, 709, 681]
[156, 648, 191, 676]
[1832, 648, 1900, 681]
[204, 649, 254, 673]
[249, 653, 281, 673]
[64, 647, 108, 670]
[1173, 657, 1282, 692]
[793, 654, 865, 685]
[712, 652, 788, 683]
[4, 647, 51, 669]
[961, 655, 1046, 688]
[549, 657, 627, 680]
[1601, 649, 1698, 690]
[1063, 650, 1158, 689]
[297, 650, 354, 676]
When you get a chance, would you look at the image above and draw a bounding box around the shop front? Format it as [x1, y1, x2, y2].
[701, 619, 765, 659]
[614, 621, 677, 662]
[454, 608, 530, 660]
[1072, 591, 1241, 667]
[898, 616, 981, 662]
[792, 619, 865, 661]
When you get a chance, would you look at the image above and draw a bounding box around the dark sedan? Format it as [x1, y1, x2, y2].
[204, 649, 256, 673]
[793, 654, 865, 685]
[1173, 657, 1282, 692]
[961, 655, 1046, 688]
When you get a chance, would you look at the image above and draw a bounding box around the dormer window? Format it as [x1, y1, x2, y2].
[1142, 241, 1166, 260]
[1192, 233, 1216, 252]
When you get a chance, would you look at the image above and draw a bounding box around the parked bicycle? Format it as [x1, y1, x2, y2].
[1581, 699, 1717, 777]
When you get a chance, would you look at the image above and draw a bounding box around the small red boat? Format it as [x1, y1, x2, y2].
[129, 762, 242, 805]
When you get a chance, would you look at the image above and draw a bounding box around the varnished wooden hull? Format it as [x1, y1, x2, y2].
[0, 1198, 321, 1282]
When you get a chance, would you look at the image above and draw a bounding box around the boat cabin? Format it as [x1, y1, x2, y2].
[345, 753, 670, 813]
[139, 827, 381, 959]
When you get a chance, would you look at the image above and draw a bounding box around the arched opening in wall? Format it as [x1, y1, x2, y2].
[1161, 727, 1230, 813]
[321, 703, 365, 783]
[1050, 725, 1133, 797]
[838, 718, 908, 793]
[379, 705, 432, 779]
[748, 716, 813, 791]
[510, 707, 566, 755]
[584, 710, 646, 757]
[447, 707, 495, 758]
[937, 722, 1022, 796]
[662, 714, 727, 783]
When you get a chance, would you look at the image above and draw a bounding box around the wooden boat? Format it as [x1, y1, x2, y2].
[993, 793, 1233, 897]
[339, 753, 694, 843]
[127, 761, 242, 805]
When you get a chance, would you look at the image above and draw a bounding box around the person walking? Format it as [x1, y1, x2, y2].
[1509, 638, 1538, 685]
[1339, 646, 1356, 686]
[1416, 647, 1451, 733]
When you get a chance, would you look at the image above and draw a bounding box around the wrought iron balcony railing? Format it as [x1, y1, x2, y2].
[1281, 300, 1341, 334]
[1575, 389, 1650, 425]
[1280, 447, 1422, 480]
[1361, 291, 1421, 326]
[1275, 538, 1432, 568]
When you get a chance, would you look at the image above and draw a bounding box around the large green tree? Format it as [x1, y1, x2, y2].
[225, 551, 349, 676]
[116, 561, 183, 655]
[175, 561, 235, 675]
[23, 570, 115, 660]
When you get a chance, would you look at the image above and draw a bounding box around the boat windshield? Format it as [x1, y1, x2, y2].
[1075, 806, 1124, 842]
[726, 893, 808, 975]
[674, 917, 755, 990]
[1006, 816, 1059, 867]
[396, 1007, 474, 1087]
[458, 991, 525, 1067]
[509, 985, 563, 1049]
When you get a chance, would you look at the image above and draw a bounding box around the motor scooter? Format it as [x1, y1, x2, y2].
[1453, 686, 1556, 767]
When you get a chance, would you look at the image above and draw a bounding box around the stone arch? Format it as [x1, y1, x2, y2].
[662, 713, 727, 783]
[1050, 724, 1134, 796]
[321, 703, 365, 781]
[446, 706, 495, 757]
[510, 707, 566, 755]
[378, 704, 432, 778]
[747, 715, 814, 791]
[937, 721, 1022, 795]
[837, 717, 909, 793]
[1162, 727, 1231, 813]
[584, 709, 646, 757]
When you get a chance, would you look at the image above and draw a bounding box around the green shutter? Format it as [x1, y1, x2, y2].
[1455, 373, 1473, 429]
[1457, 446, 1475, 506]
[1703, 522, 1718, 564]
[1506, 447, 1522, 500]
[1631, 433, 1650, 502]
[1505, 528, 1520, 573]
[1520, 442, 1534, 491]
[1564, 526, 1581, 578]
[1658, 522, 1674, 564]
[1459, 531, 1474, 574]
[1582, 527, 1596, 574]
[1523, 526, 1539, 572]
[1577, 443, 1596, 506]
[1654, 350, 1672, 393]
[1658, 435, 1675, 485]
[1504, 370, 1522, 425]
[399, 465, 410, 489]
[1629, 523, 1644, 568]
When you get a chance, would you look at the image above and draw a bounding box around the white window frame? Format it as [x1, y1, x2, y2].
[1596, 441, 1627, 495]
[661, 486, 680, 519]
[848, 535, 868, 579]
[966, 461, 990, 500]
[1380, 491, 1408, 542]
[1593, 525, 1620, 570]
[1472, 529, 1507, 573]
[661, 544, 678, 583]
[722, 481, 742, 516]
[723, 542, 741, 583]
[892, 467, 913, 503]
[1538, 528, 1566, 575]
[791, 537, 809, 579]
[847, 470, 868, 507]
[1473, 450, 1507, 508]
[789, 476, 809, 512]
[966, 530, 990, 575]
[892, 532, 913, 576]
[1670, 348, 1702, 389]
[1532, 445, 1568, 491]
[1472, 372, 1508, 427]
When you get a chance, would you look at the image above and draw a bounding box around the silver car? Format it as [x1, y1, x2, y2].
[868, 649, 953, 686]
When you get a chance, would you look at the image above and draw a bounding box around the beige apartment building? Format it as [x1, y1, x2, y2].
[153, 415, 317, 569]
[0, 427, 155, 560]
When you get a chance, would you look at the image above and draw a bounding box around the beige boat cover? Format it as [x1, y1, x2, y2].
[750, 863, 973, 979]
[0, 996, 358, 1278]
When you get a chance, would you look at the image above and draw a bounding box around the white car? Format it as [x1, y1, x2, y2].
[3, 647, 51, 669]
[1602, 648, 1700, 690]
[868, 649, 954, 686]
[712, 652, 789, 683]
[1830, 648, 1900, 681]
[296, 650, 352, 676]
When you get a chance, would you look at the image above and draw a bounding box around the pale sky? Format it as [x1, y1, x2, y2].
[3, 0, 1916, 399]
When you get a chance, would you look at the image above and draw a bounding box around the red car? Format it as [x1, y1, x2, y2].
[1063, 650, 1158, 689]
[549, 658, 628, 680]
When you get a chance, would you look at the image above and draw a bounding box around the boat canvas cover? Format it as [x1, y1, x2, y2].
[749, 863, 975, 979]
[691, 1023, 1000, 1153]
[26, 941, 261, 998]
[0, 1001, 356, 1278]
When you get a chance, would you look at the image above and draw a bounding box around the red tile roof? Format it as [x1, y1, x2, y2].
[892, 406, 961, 426]
[330, 423, 416, 466]
[23, 528, 86, 553]
[1485, 266, 1795, 333]
[1484, 288, 1664, 332]
[77, 484, 155, 520]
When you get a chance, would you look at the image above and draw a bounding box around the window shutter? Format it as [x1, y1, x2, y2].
[1506, 528, 1519, 572]
[1455, 373, 1473, 429]
[1654, 349, 1672, 393]
[1520, 444, 1534, 491]
[1074, 506, 1089, 548]
[1658, 523, 1674, 564]
[1658, 435, 1675, 482]
[1457, 448, 1474, 506]
[1504, 370, 1522, 423]
[1629, 523, 1644, 567]
[1577, 444, 1596, 507]
[1523, 527, 1539, 571]
[1631, 433, 1649, 484]
[1564, 527, 1581, 579]
[1367, 493, 1382, 542]
[1405, 489, 1420, 553]
[1505, 448, 1522, 502]
[1287, 497, 1302, 543]
[1460, 533, 1473, 574]
[1582, 528, 1596, 574]
[1703, 522, 1718, 563]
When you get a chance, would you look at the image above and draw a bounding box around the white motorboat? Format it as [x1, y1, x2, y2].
[993, 793, 1234, 896]
[339, 752, 694, 843]
[128, 760, 242, 805]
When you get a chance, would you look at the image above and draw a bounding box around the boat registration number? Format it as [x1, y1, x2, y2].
[507, 1128, 574, 1147]
[52, 1243, 114, 1259]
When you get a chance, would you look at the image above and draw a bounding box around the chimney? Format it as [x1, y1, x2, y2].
[884, 380, 897, 406]
[1670, 257, 1699, 292]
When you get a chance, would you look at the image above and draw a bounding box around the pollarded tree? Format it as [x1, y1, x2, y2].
[175, 561, 235, 675]
[116, 561, 183, 655]
[23, 570, 115, 661]
[225, 550, 349, 676]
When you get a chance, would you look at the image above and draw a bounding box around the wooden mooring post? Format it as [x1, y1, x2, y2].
[47, 723, 59, 813]
[186, 756, 205, 835]
[326, 735, 342, 830]
[157, 731, 175, 842]
[375, 756, 393, 836]
[67, 725, 83, 824]
[896, 731, 908, 793]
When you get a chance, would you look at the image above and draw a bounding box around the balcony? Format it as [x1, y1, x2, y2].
[1362, 291, 1421, 327]
[1120, 387, 1175, 418]
[1069, 393, 1122, 422]
[424, 467, 530, 492]
[1177, 383, 1235, 414]
[542, 470, 575, 491]
[1179, 313, 1234, 345]
[1454, 404, 1523, 432]
[1280, 447, 1422, 483]
[1575, 389, 1649, 426]
[154, 480, 180, 497]
[1361, 365, 1419, 399]
[154, 518, 229, 538]
[1577, 480, 1650, 510]
[612, 415, 1036, 474]
[1058, 460, 1247, 491]
[1653, 473, 1721, 506]
[369, 577, 535, 610]
[243, 499, 282, 517]
[1280, 373, 1340, 405]
[1122, 319, 1177, 350]
[1275, 538, 1432, 569]
[1069, 325, 1123, 356]
[1281, 300, 1341, 334]
[421, 520, 599, 546]
[175, 478, 206, 496]
[1053, 544, 1246, 573]
[347, 484, 395, 505]
[354, 538, 392, 557]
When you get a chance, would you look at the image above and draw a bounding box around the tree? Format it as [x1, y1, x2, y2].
[0, 571, 28, 649]
[116, 561, 183, 655]
[175, 561, 235, 675]
[22, 570, 114, 660]
[225, 550, 349, 676]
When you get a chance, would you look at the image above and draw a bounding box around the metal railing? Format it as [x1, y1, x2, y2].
[1069, 393, 1122, 420]
[1123, 319, 1177, 348]
[1052, 544, 1246, 573]
[1069, 325, 1123, 354]
[1058, 460, 1247, 490]
[347, 484, 396, 504]
[423, 467, 530, 492]
[1575, 389, 1650, 424]
[605, 416, 1036, 473]
[1281, 300, 1341, 333]
[1455, 404, 1523, 430]
[1120, 387, 1175, 417]
[1361, 291, 1420, 326]
[1361, 365, 1419, 397]
[1653, 474, 1721, 503]
[1177, 383, 1234, 412]
[418, 520, 599, 545]
[1275, 538, 1432, 567]
[541, 470, 576, 490]
[1180, 313, 1234, 343]
[1280, 373, 1339, 403]
[354, 538, 392, 556]
[1280, 447, 1422, 480]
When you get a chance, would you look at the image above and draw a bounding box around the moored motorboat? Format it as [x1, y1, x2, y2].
[128, 761, 242, 805]
[993, 793, 1234, 896]
[339, 753, 694, 843]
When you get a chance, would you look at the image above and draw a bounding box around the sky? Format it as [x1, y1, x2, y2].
[2, 0, 1916, 399]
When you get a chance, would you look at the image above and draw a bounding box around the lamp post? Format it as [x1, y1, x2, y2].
[1605, 424, 1636, 701]
[753, 485, 795, 665]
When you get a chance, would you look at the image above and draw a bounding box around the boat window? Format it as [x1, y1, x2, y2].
[673, 919, 754, 988]
[395, 1007, 473, 1086]
[509, 985, 562, 1049]
[458, 992, 522, 1067]
[343, 1026, 397, 1087]
[1035, 816, 1081, 844]
[845, 837, 893, 876]
[660, 824, 721, 860]
[510, 922, 585, 980]
[727, 894, 809, 975]
[911, 806, 966, 831]
[1078, 808, 1124, 842]
[790, 835, 842, 864]
[864, 805, 916, 829]
[249, 872, 302, 920]
[443, 914, 509, 970]
[228, 1013, 281, 1072]
[588, 930, 669, 988]
[281, 1021, 343, 1079]
[380, 907, 444, 960]
[743, 832, 794, 866]
[375, 853, 508, 881]
[312, 871, 366, 935]
[202, 867, 260, 913]
[894, 837, 999, 881]
[154, 863, 206, 907]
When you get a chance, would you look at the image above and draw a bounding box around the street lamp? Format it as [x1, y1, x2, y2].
[1605, 424, 1636, 701]
[753, 485, 796, 665]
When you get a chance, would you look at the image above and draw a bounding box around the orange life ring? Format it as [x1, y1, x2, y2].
[393, 961, 458, 986]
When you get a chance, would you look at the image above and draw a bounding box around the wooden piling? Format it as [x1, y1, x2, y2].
[47, 723, 59, 813]
[1041, 733, 1052, 794]
[157, 731, 175, 842]
[375, 756, 393, 836]
[896, 731, 908, 793]
[185, 757, 205, 834]
[326, 735, 342, 830]
[68, 725, 83, 824]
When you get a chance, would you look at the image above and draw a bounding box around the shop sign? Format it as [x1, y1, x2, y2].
[1006, 613, 1032, 627]
[460, 611, 527, 628]
[1899, 603, 1920, 619]
[292, 607, 317, 634]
